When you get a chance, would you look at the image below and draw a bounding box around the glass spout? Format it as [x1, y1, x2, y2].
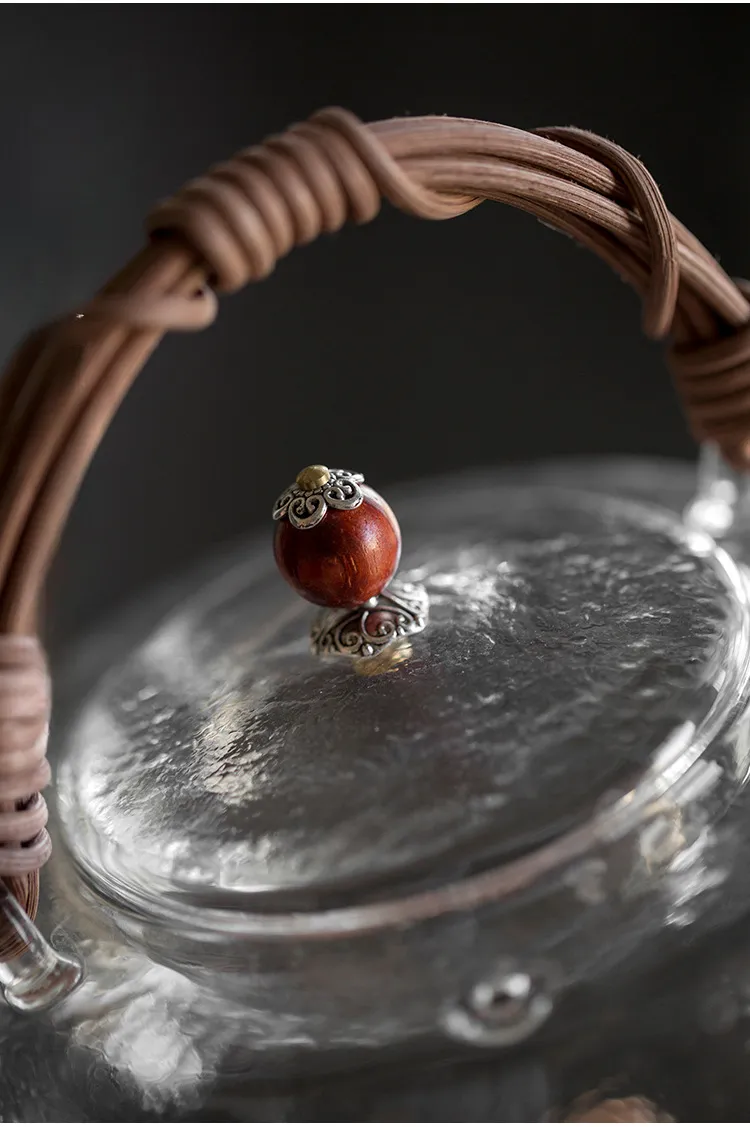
[0, 881, 82, 1013]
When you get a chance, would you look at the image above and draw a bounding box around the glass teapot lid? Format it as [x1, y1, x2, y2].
[57, 464, 750, 924]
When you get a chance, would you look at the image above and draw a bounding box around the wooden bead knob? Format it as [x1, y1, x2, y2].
[272, 467, 401, 609]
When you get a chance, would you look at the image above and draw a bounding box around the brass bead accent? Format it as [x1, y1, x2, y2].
[296, 465, 331, 491]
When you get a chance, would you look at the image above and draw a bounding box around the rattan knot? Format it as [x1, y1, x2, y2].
[668, 279, 750, 465]
[536, 127, 680, 341]
[0, 636, 51, 880]
[146, 107, 478, 293]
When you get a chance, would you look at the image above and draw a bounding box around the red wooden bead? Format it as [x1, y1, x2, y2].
[274, 486, 401, 608]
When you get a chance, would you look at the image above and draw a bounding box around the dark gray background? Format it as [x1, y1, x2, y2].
[0, 5, 747, 646]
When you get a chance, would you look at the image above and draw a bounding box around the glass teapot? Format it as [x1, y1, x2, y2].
[2, 109, 750, 1122]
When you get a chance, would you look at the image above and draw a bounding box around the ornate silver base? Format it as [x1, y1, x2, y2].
[310, 578, 429, 659]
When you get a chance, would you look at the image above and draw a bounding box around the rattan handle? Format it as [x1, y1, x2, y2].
[1, 107, 749, 933]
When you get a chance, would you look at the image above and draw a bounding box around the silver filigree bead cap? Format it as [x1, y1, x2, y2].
[272, 466, 364, 530]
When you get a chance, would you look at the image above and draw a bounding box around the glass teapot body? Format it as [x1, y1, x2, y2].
[3, 455, 750, 1120]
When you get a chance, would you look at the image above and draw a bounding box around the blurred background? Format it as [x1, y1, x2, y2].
[0, 5, 747, 648]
